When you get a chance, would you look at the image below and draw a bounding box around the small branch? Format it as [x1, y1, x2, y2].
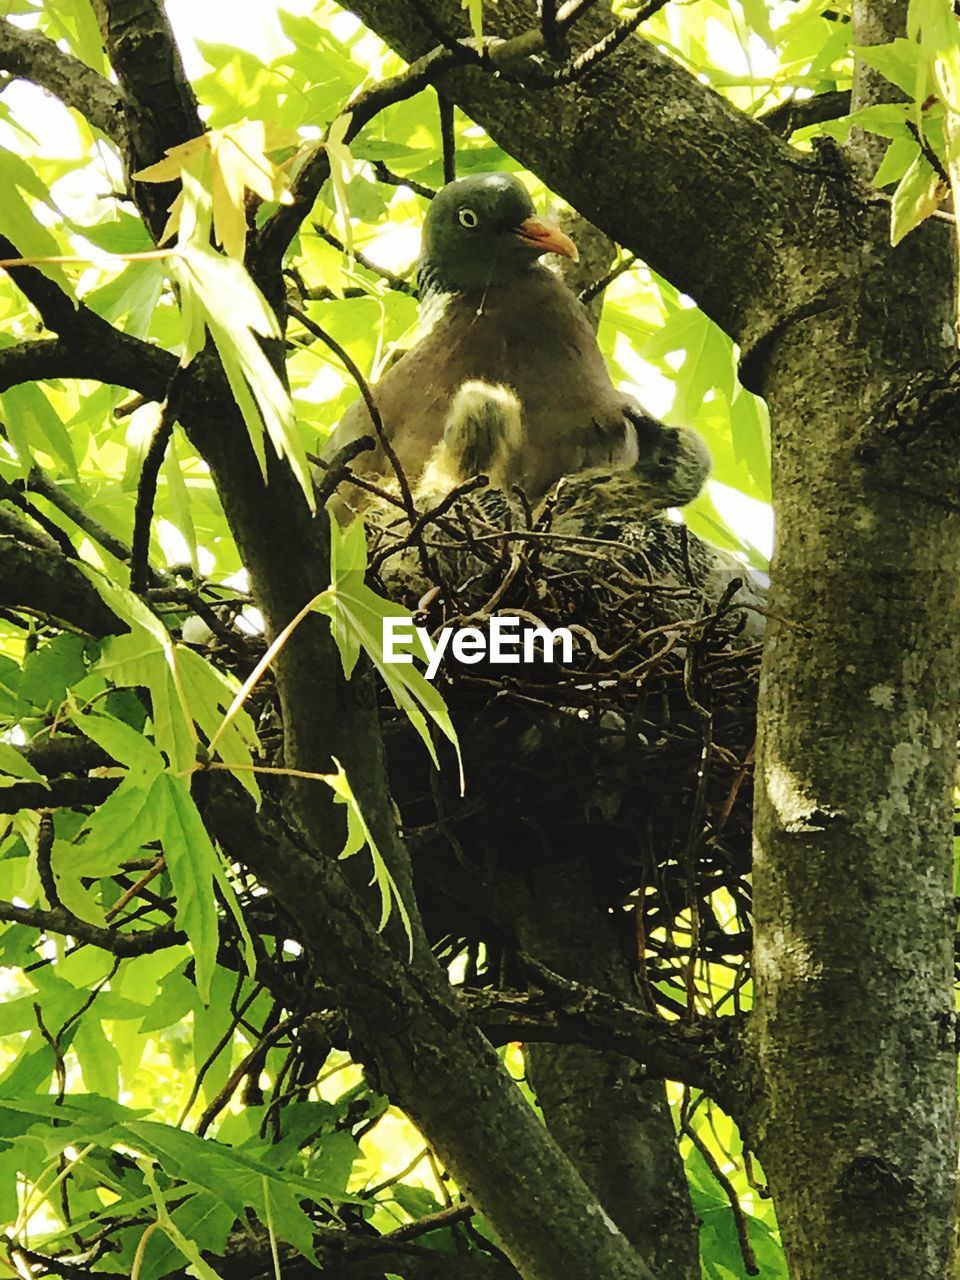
[759, 89, 851, 137]
[311, 224, 416, 293]
[557, 0, 602, 29]
[907, 120, 950, 185]
[579, 253, 637, 304]
[0, 536, 119, 638]
[0, 244, 176, 402]
[463, 970, 748, 1119]
[389, 1202, 475, 1241]
[36, 812, 60, 909]
[439, 91, 457, 183]
[541, 0, 671, 86]
[0, 340, 99, 391]
[0, 899, 183, 956]
[372, 160, 437, 201]
[0, 476, 78, 559]
[314, 435, 376, 506]
[195, 1013, 298, 1136]
[177, 978, 260, 1126]
[0, 776, 116, 815]
[23, 469, 134, 564]
[0, 18, 129, 149]
[0, 235, 83, 334]
[103, 857, 165, 923]
[130, 373, 186, 593]
[371, 475, 488, 572]
[683, 1115, 760, 1275]
[287, 304, 419, 523]
[256, 45, 468, 268]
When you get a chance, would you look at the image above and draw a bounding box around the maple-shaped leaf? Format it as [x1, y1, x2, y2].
[135, 121, 295, 259]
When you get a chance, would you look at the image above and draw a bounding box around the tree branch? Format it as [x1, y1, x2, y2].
[254, 45, 468, 273]
[0, 238, 177, 399]
[89, 0, 204, 238]
[0, 899, 182, 955]
[465, 980, 748, 1121]
[0, 535, 120, 637]
[0, 18, 129, 149]
[760, 89, 851, 138]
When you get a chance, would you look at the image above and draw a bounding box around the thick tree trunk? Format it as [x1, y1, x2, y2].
[750, 202, 960, 1276]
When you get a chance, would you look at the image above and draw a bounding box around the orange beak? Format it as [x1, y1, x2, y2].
[513, 217, 579, 262]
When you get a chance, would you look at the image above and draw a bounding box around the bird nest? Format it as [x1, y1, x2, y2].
[364, 480, 762, 987]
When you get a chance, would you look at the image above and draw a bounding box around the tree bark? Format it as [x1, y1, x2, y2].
[749, 177, 960, 1280]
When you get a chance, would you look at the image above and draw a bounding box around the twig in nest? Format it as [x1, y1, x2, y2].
[371, 474, 489, 572]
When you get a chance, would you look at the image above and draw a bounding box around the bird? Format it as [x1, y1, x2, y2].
[370, 379, 763, 644]
[322, 172, 710, 513]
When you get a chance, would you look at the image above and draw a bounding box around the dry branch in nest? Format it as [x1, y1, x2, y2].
[361, 472, 763, 1007]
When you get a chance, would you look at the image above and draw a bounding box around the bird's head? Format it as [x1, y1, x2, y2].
[418, 172, 578, 296]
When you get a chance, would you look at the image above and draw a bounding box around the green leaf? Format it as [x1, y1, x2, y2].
[161, 428, 200, 576]
[211, 856, 257, 978]
[324, 113, 357, 258]
[19, 635, 88, 711]
[126, 1116, 358, 1220]
[76, 774, 158, 875]
[873, 136, 921, 188]
[820, 103, 913, 144]
[68, 706, 166, 782]
[138, 966, 198, 1033]
[172, 168, 314, 512]
[739, 0, 775, 46]
[0, 383, 77, 477]
[73, 1014, 120, 1098]
[853, 38, 922, 95]
[324, 760, 413, 951]
[0, 150, 76, 297]
[92, 630, 197, 775]
[0, 744, 46, 787]
[81, 569, 259, 783]
[318, 513, 461, 782]
[890, 151, 946, 244]
[152, 772, 221, 1002]
[176, 647, 261, 803]
[462, 0, 489, 42]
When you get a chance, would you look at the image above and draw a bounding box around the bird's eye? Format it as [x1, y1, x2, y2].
[458, 207, 479, 229]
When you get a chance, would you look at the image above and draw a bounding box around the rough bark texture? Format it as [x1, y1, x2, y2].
[750, 204, 960, 1278]
[743, 0, 960, 1270]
